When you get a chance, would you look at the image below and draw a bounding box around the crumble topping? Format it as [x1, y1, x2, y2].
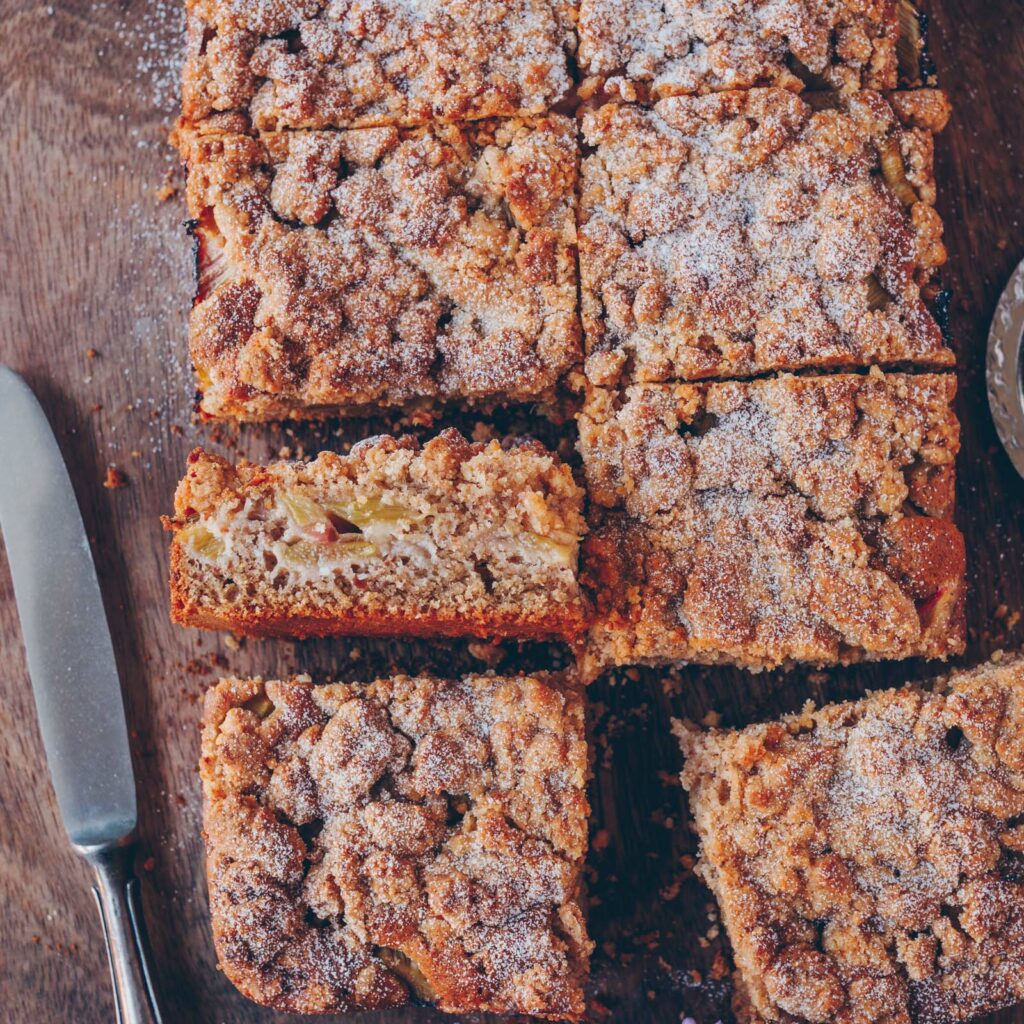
[578, 373, 965, 676]
[679, 655, 1024, 1024]
[579, 89, 952, 387]
[202, 671, 591, 1017]
[177, 113, 580, 420]
[578, 0, 901, 102]
[166, 431, 587, 639]
[182, 0, 577, 129]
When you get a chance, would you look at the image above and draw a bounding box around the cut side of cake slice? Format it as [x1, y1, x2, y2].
[176, 113, 580, 421]
[165, 431, 587, 641]
[579, 88, 952, 388]
[201, 671, 592, 1018]
[678, 654, 1024, 1024]
[578, 371, 965, 677]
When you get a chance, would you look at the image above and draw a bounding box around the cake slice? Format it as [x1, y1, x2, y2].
[578, 0, 932, 104]
[579, 88, 952, 388]
[176, 113, 580, 421]
[182, 0, 577, 130]
[578, 372, 965, 677]
[201, 671, 591, 1017]
[678, 655, 1024, 1024]
[165, 431, 587, 641]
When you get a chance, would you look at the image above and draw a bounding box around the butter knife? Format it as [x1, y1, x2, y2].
[0, 366, 162, 1024]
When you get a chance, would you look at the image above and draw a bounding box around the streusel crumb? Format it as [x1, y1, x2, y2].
[579, 89, 952, 387]
[166, 431, 587, 641]
[578, 372, 965, 677]
[176, 113, 580, 420]
[182, 0, 576, 130]
[201, 671, 591, 1017]
[578, 0, 901, 102]
[678, 655, 1024, 1024]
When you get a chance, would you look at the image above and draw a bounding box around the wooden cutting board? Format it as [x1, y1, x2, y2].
[1, 1, 1022, 1021]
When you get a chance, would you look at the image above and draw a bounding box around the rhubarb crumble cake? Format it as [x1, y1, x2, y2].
[201, 671, 591, 1017]
[165, 431, 587, 640]
[182, 0, 577, 130]
[578, 372, 965, 677]
[678, 654, 1024, 1024]
[176, 113, 580, 420]
[579, 88, 952, 388]
[578, 0, 929, 103]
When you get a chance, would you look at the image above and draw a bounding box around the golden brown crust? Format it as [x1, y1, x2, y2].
[201, 672, 591, 1017]
[578, 0, 902, 102]
[578, 372, 965, 677]
[182, 0, 577, 130]
[176, 114, 580, 420]
[166, 432, 588, 642]
[579, 89, 952, 388]
[678, 655, 1024, 1024]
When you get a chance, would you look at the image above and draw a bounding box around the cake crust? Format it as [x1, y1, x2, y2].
[166, 431, 588, 642]
[578, 0, 902, 103]
[182, 0, 577, 130]
[678, 655, 1024, 1024]
[201, 671, 592, 1017]
[176, 113, 580, 421]
[578, 372, 965, 676]
[579, 89, 952, 388]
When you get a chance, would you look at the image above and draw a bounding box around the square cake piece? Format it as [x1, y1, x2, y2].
[578, 372, 965, 677]
[201, 671, 591, 1017]
[579, 89, 952, 389]
[182, 0, 577, 130]
[578, 0, 922, 103]
[678, 655, 1024, 1024]
[176, 113, 580, 420]
[165, 431, 587, 641]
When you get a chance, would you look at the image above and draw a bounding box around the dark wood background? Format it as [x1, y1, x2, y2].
[2, 2, 1023, 1021]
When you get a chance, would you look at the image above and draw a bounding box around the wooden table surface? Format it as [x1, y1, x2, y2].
[2, 2, 1023, 1022]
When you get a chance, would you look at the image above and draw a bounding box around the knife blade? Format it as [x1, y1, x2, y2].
[0, 365, 160, 1024]
[0, 365, 136, 845]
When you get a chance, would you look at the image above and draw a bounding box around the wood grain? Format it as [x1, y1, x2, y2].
[1, 1, 1023, 1021]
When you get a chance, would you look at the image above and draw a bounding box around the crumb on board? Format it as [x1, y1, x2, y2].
[103, 466, 127, 489]
[155, 170, 178, 202]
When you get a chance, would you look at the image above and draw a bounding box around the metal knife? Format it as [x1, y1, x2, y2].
[0, 366, 162, 1024]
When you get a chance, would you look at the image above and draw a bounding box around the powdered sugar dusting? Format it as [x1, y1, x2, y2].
[179, 115, 580, 420]
[680, 657, 1024, 1023]
[579, 373, 965, 673]
[200, 672, 590, 1015]
[579, 90, 951, 388]
[184, 0, 575, 130]
[578, 0, 899, 99]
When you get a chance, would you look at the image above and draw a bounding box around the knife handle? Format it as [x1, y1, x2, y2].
[84, 844, 164, 1024]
